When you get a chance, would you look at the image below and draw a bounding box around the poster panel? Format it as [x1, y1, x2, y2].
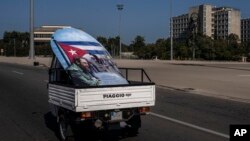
[51, 27, 128, 86]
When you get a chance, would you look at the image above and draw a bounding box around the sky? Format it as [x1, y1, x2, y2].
[0, 0, 250, 44]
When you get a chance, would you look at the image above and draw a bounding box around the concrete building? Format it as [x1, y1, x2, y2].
[34, 25, 71, 43]
[189, 4, 213, 37]
[173, 14, 189, 39]
[241, 18, 250, 42]
[172, 4, 241, 40]
[213, 7, 241, 40]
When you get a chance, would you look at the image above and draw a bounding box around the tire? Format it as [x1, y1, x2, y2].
[127, 128, 139, 136]
[126, 115, 141, 136]
[58, 114, 74, 141]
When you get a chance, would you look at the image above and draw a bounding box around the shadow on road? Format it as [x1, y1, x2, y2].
[44, 112, 138, 141]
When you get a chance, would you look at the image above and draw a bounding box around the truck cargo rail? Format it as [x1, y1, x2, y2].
[49, 67, 155, 88]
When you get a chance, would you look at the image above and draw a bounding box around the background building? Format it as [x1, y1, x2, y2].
[213, 7, 241, 40]
[172, 4, 241, 40]
[189, 4, 213, 37]
[241, 18, 250, 42]
[34, 25, 71, 43]
[34, 26, 71, 56]
[173, 14, 189, 39]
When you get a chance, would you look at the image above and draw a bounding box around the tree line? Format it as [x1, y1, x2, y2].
[0, 31, 250, 61]
[97, 33, 250, 61]
[0, 31, 29, 56]
[0, 31, 52, 57]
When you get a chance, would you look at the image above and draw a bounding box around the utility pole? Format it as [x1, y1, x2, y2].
[170, 0, 173, 60]
[117, 4, 124, 59]
[29, 0, 35, 59]
[13, 38, 16, 57]
[190, 12, 198, 60]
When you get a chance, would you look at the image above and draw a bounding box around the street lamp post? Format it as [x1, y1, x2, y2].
[117, 4, 124, 59]
[29, 0, 34, 59]
[13, 38, 16, 57]
[170, 0, 173, 60]
[190, 12, 198, 60]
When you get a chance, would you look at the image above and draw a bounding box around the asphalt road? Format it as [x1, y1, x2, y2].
[0, 63, 249, 141]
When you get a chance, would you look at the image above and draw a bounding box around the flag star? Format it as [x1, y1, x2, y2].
[69, 49, 77, 55]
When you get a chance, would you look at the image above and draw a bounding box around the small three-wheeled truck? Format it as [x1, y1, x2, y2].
[47, 28, 155, 141]
[48, 57, 155, 140]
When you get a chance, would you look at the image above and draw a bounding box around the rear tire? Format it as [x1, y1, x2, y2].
[127, 127, 139, 136]
[126, 115, 141, 136]
[58, 114, 74, 141]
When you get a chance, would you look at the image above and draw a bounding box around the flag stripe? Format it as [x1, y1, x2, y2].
[59, 41, 101, 46]
[58, 43, 108, 55]
[87, 50, 107, 55]
[71, 45, 105, 51]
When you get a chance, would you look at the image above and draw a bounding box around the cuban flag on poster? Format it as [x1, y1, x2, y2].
[57, 42, 88, 63]
[50, 27, 128, 85]
[56, 41, 105, 64]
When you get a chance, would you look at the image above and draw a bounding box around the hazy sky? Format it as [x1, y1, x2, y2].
[0, 0, 250, 44]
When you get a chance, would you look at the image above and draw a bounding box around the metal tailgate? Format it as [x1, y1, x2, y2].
[75, 85, 155, 112]
[48, 84, 76, 110]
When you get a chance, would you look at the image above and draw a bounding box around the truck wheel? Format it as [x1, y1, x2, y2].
[126, 115, 141, 136]
[58, 114, 73, 141]
[128, 128, 139, 136]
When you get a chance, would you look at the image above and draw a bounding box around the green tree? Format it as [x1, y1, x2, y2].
[195, 35, 213, 60]
[175, 42, 190, 60]
[107, 36, 119, 57]
[131, 35, 146, 58]
[154, 38, 170, 59]
[227, 33, 242, 60]
[3, 31, 29, 56]
[35, 43, 52, 56]
[213, 39, 230, 60]
[0, 39, 4, 56]
[97, 36, 109, 50]
[242, 41, 250, 59]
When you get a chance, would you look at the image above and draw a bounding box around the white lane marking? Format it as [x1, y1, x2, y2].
[238, 74, 250, 77]
[12, 70, 24, 75]
[150, 112, 229, 139]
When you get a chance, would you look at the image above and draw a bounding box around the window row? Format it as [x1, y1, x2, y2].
[34, 34, 52, 38]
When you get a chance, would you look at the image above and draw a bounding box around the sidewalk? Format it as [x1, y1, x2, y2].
[0, 56, 52, 67]
[1, 56, 250, 103]
[1, 56, 248, 67]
